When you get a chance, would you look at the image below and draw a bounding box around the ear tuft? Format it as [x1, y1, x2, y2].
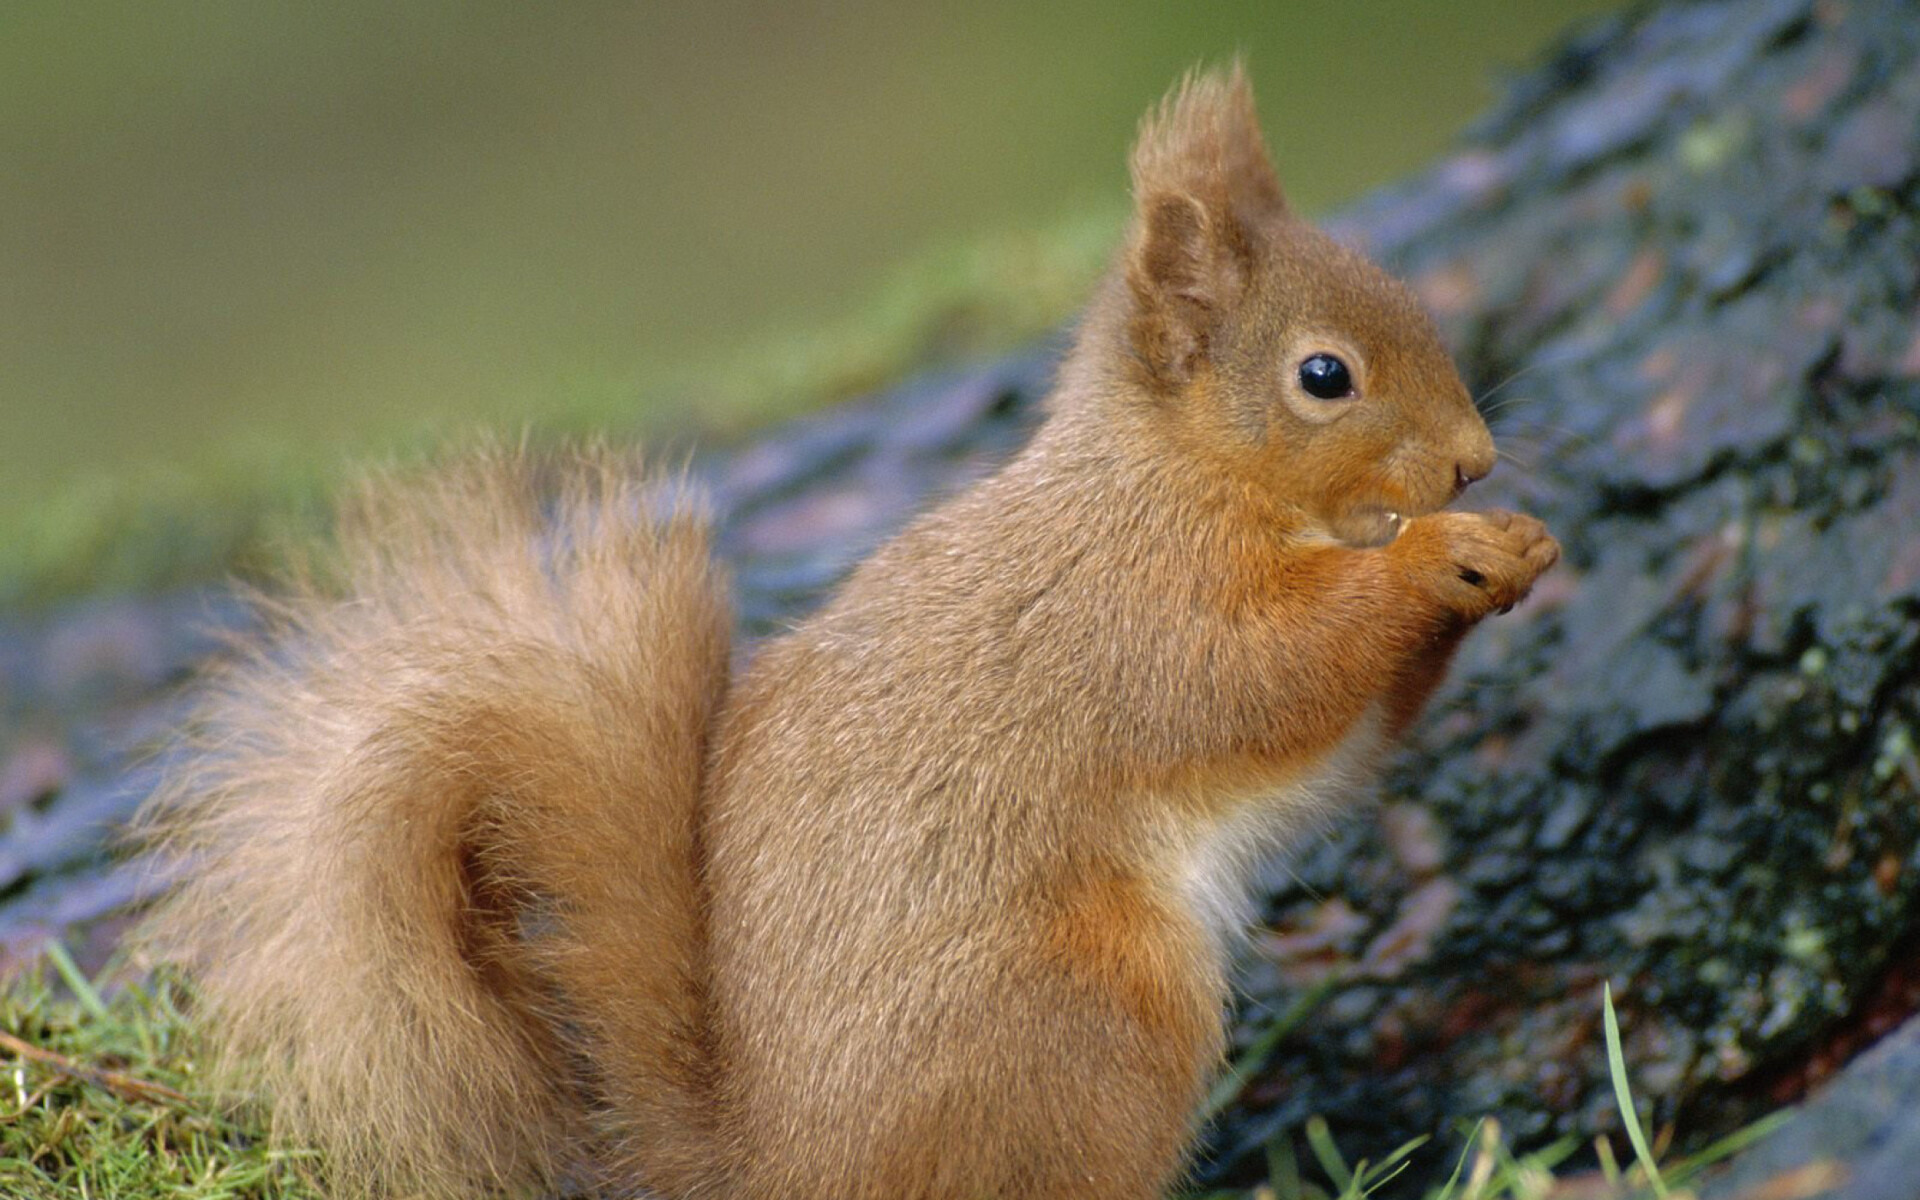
[1128, 61, 1286, 222]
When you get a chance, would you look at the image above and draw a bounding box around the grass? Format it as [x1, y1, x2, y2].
[0, 206, 1122, 613]
[0, 954, 322, 1199]
[1183, 983, 1797, 1200]
[0, 945, 1791, 1200]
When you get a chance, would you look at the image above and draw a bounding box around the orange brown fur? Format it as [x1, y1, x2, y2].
[137, 449, 731, 1197]
[138, 64, 1556, 1198]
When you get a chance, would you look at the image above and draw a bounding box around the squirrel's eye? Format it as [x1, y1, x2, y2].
[1298, 354, 1354, 400]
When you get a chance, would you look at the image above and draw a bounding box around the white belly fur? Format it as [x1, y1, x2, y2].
[1176, 704, 1389, 956]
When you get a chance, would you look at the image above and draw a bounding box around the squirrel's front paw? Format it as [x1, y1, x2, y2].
[1401, 509, 1560, 618]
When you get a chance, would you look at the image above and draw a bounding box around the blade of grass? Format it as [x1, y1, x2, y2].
[1485, 1127, 1547, 1200]
[1364, 1134, 1429, 1180]
[1594, 1134, 1621, 1187]
[1602, 982, 1668, 1199]
[1341, 1158, 1372, 1200]
[41, 941, 108, 1022]
[1510, 1135, 1578, 1175]
[1355, 1155, 1415, 1199]
[1428, 1118, 1484, 1200]
[1269, 1132, 1305, 1200]
[1661, 1107, 1795, 1183]
[1305, 1117, 1353, 1193]
[1458, 1119, 1499, 1200]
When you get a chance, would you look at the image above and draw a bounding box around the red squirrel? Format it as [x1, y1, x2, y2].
[138, 66, 1558, 1199]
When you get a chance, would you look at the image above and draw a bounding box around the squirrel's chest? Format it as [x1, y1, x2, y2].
[1171, 704, 1389, 956]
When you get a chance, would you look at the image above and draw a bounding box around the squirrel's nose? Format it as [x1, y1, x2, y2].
[1455, 427, 1498, 492]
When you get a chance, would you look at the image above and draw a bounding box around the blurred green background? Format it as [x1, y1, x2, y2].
[1, 1, 1618, 519]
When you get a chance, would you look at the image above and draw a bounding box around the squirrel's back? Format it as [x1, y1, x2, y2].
[136, 445, 731, 1198]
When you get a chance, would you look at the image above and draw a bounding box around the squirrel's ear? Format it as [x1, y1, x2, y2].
[1126, 193, 1240, 387]
[1124, 64, 1286, 388]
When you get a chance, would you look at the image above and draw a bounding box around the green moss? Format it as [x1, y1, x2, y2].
[0, 964, 322, 1200]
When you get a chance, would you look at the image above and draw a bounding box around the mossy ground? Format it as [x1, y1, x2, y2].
[0, 953, 322, 1200]
[0, 946, 1779, 1200]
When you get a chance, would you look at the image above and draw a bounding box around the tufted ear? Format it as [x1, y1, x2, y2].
[1124, 63, 1287, 389]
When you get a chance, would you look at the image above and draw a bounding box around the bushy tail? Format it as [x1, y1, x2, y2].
[135, 443, 731, 1198]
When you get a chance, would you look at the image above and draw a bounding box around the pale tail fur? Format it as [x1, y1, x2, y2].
[134, 444, 731, 1198]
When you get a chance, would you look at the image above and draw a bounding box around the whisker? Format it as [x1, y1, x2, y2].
[1497, 446, 1540, 474]
[1496, 419, 1607, 458]
[1480, 392, 1538, 418]
[1475, 362, 1548, 412]
[1474, 347, 1592, 417]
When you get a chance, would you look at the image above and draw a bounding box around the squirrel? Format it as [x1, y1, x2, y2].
[135, 65, 1558, 1200]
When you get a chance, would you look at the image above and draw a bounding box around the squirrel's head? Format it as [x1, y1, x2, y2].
[1111, 64, 1496, 546]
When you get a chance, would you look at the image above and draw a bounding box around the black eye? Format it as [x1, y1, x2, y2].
[1298, 353, 1354, 400]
